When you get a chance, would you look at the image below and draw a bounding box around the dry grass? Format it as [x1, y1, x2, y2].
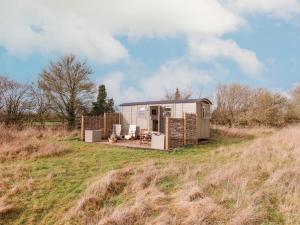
[0, 124, 77, 161]
[212, 125, 276, 138]
[0, 125, 78, 219]
[0, 164, 31, 219]
[61, 125, 300, 225]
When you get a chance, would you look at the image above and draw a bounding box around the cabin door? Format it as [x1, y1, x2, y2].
[149, 106, 162, 132]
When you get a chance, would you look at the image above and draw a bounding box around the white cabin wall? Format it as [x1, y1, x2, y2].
[136, 104, 148, 132]
[182, 103, 197, 114]
[121, 101, 210, 138]
[121, 106, 131, 134]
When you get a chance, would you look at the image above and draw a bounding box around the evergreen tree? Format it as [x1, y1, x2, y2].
[106, 98, 115, 113]
[175, 88, 181, 100]
[165, 88, 191, 100]
[91, 84, 114, 115]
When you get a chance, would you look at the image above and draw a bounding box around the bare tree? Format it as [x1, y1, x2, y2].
[248, 88, 288, 126]
[212, 83, 288, 127]
[287, 85, 300, 121]
[29, 83, 50, 125]
[165, 88, 192, 100]
[38, 54, 95, 128]
[213, 84, 251, 127]
[0, 77, 31, 123]
[0, 76, 9, 111]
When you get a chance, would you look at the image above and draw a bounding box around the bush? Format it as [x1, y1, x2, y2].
[212, 84, 289, 127]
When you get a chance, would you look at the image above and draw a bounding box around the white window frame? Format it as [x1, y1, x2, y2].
[163, 107, 172, 117]
[138, 106, 146, 117]
[202, 105, 211, 119]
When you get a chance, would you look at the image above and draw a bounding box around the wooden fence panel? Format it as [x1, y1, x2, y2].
[184, 113, 198, 145]
[104, 113, 120, 138]
[80, 113, 120, 140]
[165, 117, 184, 149]
[165, 113, 198, 150]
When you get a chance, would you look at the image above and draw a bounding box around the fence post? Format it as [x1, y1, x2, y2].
[165, 117, 170, 150]
[184, 113, 187, 145]
[104, 113, 107, 138]
[81, 115, 85, 141]
[195, 113, 199, 144]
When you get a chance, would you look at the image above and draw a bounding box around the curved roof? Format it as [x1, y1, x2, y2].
[119, 98, 212, 106]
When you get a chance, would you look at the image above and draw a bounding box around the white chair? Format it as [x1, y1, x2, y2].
[113, 124, 122, 138]
[125, 125, 137, 140]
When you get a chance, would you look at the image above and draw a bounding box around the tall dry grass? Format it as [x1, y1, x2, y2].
[0, 125, 78, 218]
[61, 125, 300, 225]
[0, 124, 77, 161]
[212, 125, 276, 138]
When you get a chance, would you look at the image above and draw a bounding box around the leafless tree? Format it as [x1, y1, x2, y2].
[213, 84, 252, 127]
[248, 88, 288, 126]
[212, 83, 288, 127]
[38, 54, 95, 128]
[0, 76, 9, 111]
[0, 76, 31, 123]
[287, 85, 300, 121]
[29, 83, 50, 125]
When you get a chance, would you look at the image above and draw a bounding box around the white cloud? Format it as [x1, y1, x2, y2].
[0, 0, 242, 63]
[102, 72, 142, 103]
[142, 59, 212, 99]
[0, 0, 299, 80]
[189, 37, 264, 75]
[101, 60, 213, 104]
[224, 0, 300, 19]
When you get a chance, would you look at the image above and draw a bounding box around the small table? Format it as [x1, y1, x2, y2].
[140, 130, 152, 144]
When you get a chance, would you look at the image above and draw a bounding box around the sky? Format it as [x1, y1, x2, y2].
[0, 0, 300, 104]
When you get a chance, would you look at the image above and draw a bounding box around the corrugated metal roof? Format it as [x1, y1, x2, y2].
[119, 98, 212, 106]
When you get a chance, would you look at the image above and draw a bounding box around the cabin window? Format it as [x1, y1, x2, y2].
[201, 105, 211, 119]
[164, 107, 172, 117]
[151, 109, 157, 116]
[138, 107, 145, 117]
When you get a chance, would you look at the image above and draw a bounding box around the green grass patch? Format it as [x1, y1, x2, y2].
[157, 175, 182, 193]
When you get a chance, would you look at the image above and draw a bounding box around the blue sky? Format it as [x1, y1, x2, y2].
[0, 0, 300, 103]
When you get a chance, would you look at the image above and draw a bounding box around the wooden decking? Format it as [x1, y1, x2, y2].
[98, 139, 152, 149]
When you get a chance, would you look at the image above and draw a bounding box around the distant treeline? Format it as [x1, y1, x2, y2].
[212, 84, 300, 127]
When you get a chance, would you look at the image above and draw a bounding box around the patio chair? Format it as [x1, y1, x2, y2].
[113, 124, 122, 139]
[125, 125, 137, 140]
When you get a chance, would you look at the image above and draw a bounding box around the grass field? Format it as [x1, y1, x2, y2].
[1, 125, 299, 225]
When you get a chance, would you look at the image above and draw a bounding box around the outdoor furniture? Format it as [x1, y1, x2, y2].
[85, 130, 102, 143]
[125, 125, 137, 140]
[140, 129, 151, 145]
[151, 133, 165, 150]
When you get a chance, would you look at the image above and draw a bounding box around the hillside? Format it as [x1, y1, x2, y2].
[0, 125, 299, 225]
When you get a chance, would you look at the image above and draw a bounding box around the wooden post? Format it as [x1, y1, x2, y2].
[165, 117, 170, 150]
[104, 113, 107, 138]
[81, 115, 85, 141]
[196, 113, 199, 143]
[158, 106, 160, 132]
[183, 113, 187, 145]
